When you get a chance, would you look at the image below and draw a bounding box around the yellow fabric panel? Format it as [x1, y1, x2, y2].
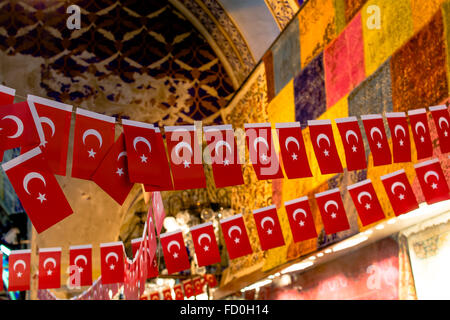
[410, 0, 446, 33]
[362, 0, 414, 77]
[267, 79, 296, 125]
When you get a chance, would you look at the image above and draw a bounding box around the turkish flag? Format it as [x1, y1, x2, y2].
[146, 215, 158, 268]
[284, 196, 318, 242]
[203, 125, 244, 187]
[100, 242, 125, 284]
[131, 236, 152, 281]
[335, 117, 367, 171]
[245, 123, 284, 180]
[162, 287, 173, 300]
[165, 125, 206, 190]
[308, 120, 343, 174]
[190, 222, 221, 267]
[143, 127, 173, 191]
[174, 284, 185, 300]
[1, 147, 73, 233]
[252, 205, 285, 250]
[92, 133, 134, 205]
[0, 101, 45, 153]
[193, 277, 205, 295]
[314, 188, 350, 234]
[408, 108, 433, 160]
[147, 255, 159, 279]
[150, 292, 161, 300]
[183, 279, 194, 298]
[152, 192, 166, 236]
[38, 247, 61, 289]
[430, 105, 450, 154]
[361, 114, 392, 166]
[26, 95, 73, 175]
[0, 84, 15, 106]
[71, 108, 115, 180]
[220, 214, 253, 260]
[131, 237, 143, 260]
[347, 179, 386, 226]
[275, 122, 312, 179]
[160, 230, 190, 274]
[380, 169, 419, 216]
[69, 244, 93, 287]
[386, 112, 411, 163]
[204, 274, 218, 288]
[414, 158, 450, 204]
[8, 249, 31, 291]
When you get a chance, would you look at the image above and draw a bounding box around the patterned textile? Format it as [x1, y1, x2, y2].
[398, 235, 418, 300]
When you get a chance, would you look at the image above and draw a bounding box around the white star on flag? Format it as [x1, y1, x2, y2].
[261, 154, 268, 162]
[173, 252, 178, 259]
[183, 160, 190, 168]
[41, 140, 48, 148]
[331, 213, 337, 219]
[323, 149, 329, 156]
[365, 203, 371, 210]
[224, 159, 230, 166]
[47, 269, 53, 276]
[267, 229, 272, 235]
[234, 237, 240, 244]
[352, 145, 357, 152]
[291, 153, 298, 160]
[399, 139, 404, 146]
[88, 149, 96, 158]
[445, 131, 448, 137]
[203, 245, 209, 252]
[299, 220, 305, 227]
[116, 168, 124, 176]
[109, 264, 115, 270]
[140, 154, 148, 163]
[37, 193, 47, 203]
[431, 183, 438, 190]
[376, 142, 382, 149]
[420, 136, 425, 142]
[17, 272, 22, 278]
[398, 194, 405, 200]
[78, 267, 84, 273]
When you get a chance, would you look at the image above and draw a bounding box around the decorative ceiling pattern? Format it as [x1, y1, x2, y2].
[265, 0, 299, 29]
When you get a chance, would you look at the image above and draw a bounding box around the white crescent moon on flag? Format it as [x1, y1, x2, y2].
[345, 130, 359, 144]
[133, 136, 152, 153]
[316, 134, 331, 147]
[394, 125, 406, 137]
[174, 141, 193, 158]
[82, 129, 103, 148]
[324, 200, 339, 213]
[424, 170, 440, 183]
[292, 208, 307, 221]
[415, 122, 426, 135]
[215, 140, 232, 155]
[261, 216, 275, 229]
[43, 257, 57, 269]
[23, 172, 46, 195]
[370, 127, 383, 141]
[117, 151, 127, 161]
[391, 182, 406, 195]
[357, 191, 373, 204]
[13, 259, 26, 271]
[167, 240, 181, 253]
[39, 117, 56, 137]
[439, 117, 449, 129]
[197, 233, 212, 246]
[253, 137, 269, 152]
[74, 255, 88, 266]
[285, 136, 300, 151]
[105, 252, 119, 263]
[2, 115, 24, 139]
[227, 225, 242, 238]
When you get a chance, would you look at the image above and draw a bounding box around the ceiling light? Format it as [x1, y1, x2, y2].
[332, 236, 368, 252]
[241, 279, 272, 292]
[387, 218, 396, 225]
[268, 275, 275, 280]
[274, 272, 280, 277]
[363, 229, 373, 236]
[324, 249, 332, 254]
[317, 252, 324, 257]
[280, 261, 314, 274]
[375, 224, 385, 230]
[308, 256, 316, 261]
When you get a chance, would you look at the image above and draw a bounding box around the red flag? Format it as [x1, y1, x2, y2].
[100, 242, 125, 284]
[163, 287, 173, 300]
[174, 284, 185, 300]
[143, 127, 173, 191]
[38, 247, 61, 289]
[92, 133, 134, 205]
[150, 292, 161, 300]
[165, 125, 206, 190]
[414, 158, 450, 204]
[71, 108, 115, 180]
[204, 274, 218, 288]
[131, 238, 143, 260]
[361, 114, 392, 166]
[314, 188, 350, 234]
[347, 179, 386, 226]
[183, 279, 194, 298]
[385, 112, 411, 163]
[252, 205, 285, 250]
[284, 196, 318, 242]
[244, 123, 284, 180]
[430, 105, 450, 154]
[275, 122, 312, 178]
[190, 222, 221, 267]
[9, 249, 31, 291]
[1, 147, 73, 233]
[69, 244, 93, 287]
[152, 192, 166, 236]
[193, 277, 205, 295]
[308, 120, 343, 174]
[26, 95, 73, 175]
[160, 230, 190, 274]
[147, 215, 158, 270]
[0, 84, 15, 106]
[0, 101, 45, 153]
[335, 117, 367, 171]
[408, 108, 433, 160]
[380, 169, 419, 216]
[220, 214, 253, 260]
[147, 255, 159, 279]
[203, 125, 244, 187]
